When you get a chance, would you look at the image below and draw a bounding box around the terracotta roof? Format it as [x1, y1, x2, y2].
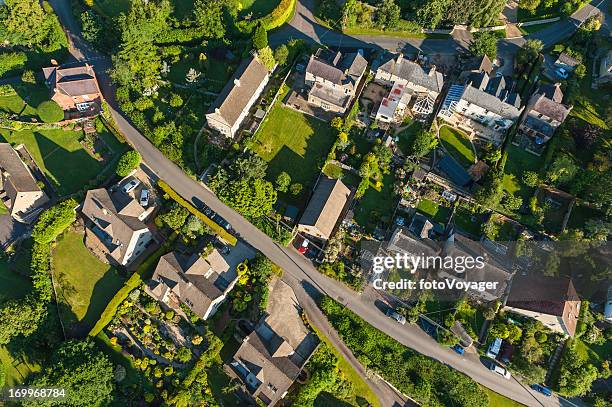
[298, 176, 350, 240]
[530, 93, 571, 122]
[507, 275, 581, 336]
[43, 63, 101, 97]
[555, 52, 580, 67]
[207, 55, 269, 128]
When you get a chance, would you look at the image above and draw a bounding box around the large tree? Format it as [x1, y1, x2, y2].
[111, 0, 172, 93]
[0, 297, 47, 345]
[24, 340, 114, 407]
[193, 0, 225, 39]
[2, 0, 47, 47]
[219, 178, 277, 219]
[377, 0, 401, 29]
[469, 32, 498, 60]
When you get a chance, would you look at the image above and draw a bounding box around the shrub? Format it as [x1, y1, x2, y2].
[37, 100, 64, 123]
[115, 150, 141, 177]
[290, 183, 303, 196]
[165, 310, 175, 320]
[21, 70, 36, 84]
[31, 199, 78, 244]
[169, 93, 183, 108]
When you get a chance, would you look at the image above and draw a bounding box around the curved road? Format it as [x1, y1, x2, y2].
[46, 0, 605, 405]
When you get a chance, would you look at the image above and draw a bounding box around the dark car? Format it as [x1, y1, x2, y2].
[531, 384, 552, 396]
[385, 309, 406, 325]
[452, 344, 465, 355]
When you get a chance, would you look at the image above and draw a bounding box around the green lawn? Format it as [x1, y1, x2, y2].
[502, 144, 542, 200]
[396, 122, 422, 155]
[239, 0, 280, 18]
[0, 128, 106, 196]
[0, 199, 8, 215]
[416, 198, 451, 226]
[439, 125, 475, 167]
[0, 262, 32, 302]
[354, 174, 396, 232]
[252, 92, 336, 200]
[483, 388, 526, 406]
[53, 232, 126, 333]
[0, 84, 51, 120]
[519, 21, 557, 35]
[0, 346, 41, 387]
[454, 207, 485, 237]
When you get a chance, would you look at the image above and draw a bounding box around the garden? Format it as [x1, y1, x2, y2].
[439, 125, 476, 168]
[415, 192, 452, 228]
[453, 204, 487, 238]
[251, 86, 337, 206]
[0, 118, 125, 196]
[52, 230, 126, 335]
[481, 213, 520, 242]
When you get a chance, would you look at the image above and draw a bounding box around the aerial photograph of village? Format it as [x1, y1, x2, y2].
[0, 0, 610, 405]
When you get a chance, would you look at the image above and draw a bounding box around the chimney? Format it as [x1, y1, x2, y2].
[234, 78, 241, 87]
[215, 108, 221, 114]
[429, 65, 437, 76]
[50, 59, 58, 66]
[102, 208, 108, 215]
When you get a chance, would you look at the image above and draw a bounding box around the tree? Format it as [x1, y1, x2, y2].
[3, 0, 48, 47]
[219, 178, 277, 219]
[290, 183, 303, 196]
[231, 154, 268, 180]
[377, 0, 401, 29]
[546, 153, 579, 185]
[484, 148, 501, 164]
[21, 69, 35, 84]
[37, 100, 63, 122]
[323, 233, 342, 263]
[469, 32, 498, 60]
[253, 23, 268, 50]
[0, 297, 47, 345]
[176, 347, 192, 363]
[193, 0, 225, 38]
[159, 205, 189, 230]
[502, 194, 523, 210]
[474, 168, 504, 208]
[275, 172, 291, 192]
[416, 0, 450, 28]
[517, 39, 543, 67]
[257, 46, 276, 70]
[111, 0, 172, 93]
[115, 150, 141, 177]
[32, 199, 77, 244]
[341, 0, 359, 28]
[80, 10, 102, 44]
[410, 128, 438, 157]
[23, 340, 114, 406]
[520, 0, 541, 13]
[185, 68, 201, 84]
[330, 117, 344, 130]
[522, 170, 541, 187]
[274, 45, 289, 66]
[169, 93, 183, 108]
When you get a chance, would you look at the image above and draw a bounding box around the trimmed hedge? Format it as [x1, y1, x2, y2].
[31, 199, 78, 244]
[157, 180, 237, 246]
[238, 0, 297, 32]
[88, 233, 177, 337]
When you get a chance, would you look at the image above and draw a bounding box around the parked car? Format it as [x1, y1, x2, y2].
[298, 239, 309, 254]
[122, 179, 140, 194]
[139, 189, 150, 207]
[486, 337, 502, 359]
[452, 344, 465, 355]
[555, 67, 569, 79]
[531, 384, 552, 396]
[385, 309, 406, 325]
[489, 362, 511, 379]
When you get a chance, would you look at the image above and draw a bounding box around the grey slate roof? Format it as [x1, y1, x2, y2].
[149, 250, 232, 317]
[377, 54, 444, 92]
[207, 55, 269, 127]
[537, 83, 564, 103]
[555, 52, 580, 68]
[306, 49, 367, 89]
[0, 143, 40, 193]
[82, 188, 148, 263]
[461, 84, 522, 119]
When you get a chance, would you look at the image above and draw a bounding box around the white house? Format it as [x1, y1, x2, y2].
[206, 55, 270, 138]
[438, 71, 523, 146]
[374, 54, 444, 119]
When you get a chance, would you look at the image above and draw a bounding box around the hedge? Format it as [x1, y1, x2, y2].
[88, 233, 177, 337]
[238, 0, 297, 32]
[31, 199, 78, 244]
[157, 180, 237, 246]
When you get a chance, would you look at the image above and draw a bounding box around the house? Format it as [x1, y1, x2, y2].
[229, 279, 318, 406]
[81, 187, 154, 266]
[505, 275, 581, 336]
[304, 48, 367, 113]
[438, 71, 523, 146]
[596, 50, 612, 84]
[519, 83, 571, 145]
[374, 53, 444, 119]
[554, 52, 580, 72]
[0, 144, 49, 223]
[206, 55, 270, 137]
[297, 176, 351, 242]
[147, 249, 237, 320]
[42, 63, 103, 115]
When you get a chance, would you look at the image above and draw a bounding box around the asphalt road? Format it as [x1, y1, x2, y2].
[45, 0, 604, 405]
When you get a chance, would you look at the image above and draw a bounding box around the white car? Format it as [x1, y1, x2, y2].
[489, 363, 511, 379]
[122, 179, 140, 194]
[555, 68, 569, 79]
[139, 189, 150, 207]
